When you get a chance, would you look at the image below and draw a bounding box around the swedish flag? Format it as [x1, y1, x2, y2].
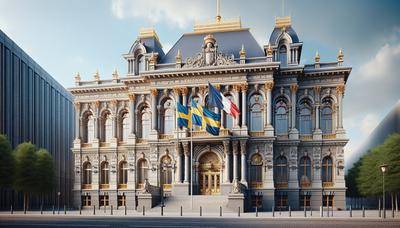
[177, 102, 192, 129]
[203, 108, 221, 136]
[191, 100, 205, 128]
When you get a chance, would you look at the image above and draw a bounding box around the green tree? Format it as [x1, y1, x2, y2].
[13, 142, 37, 210]
[34, 149, 55, 205]
[0, 134, 14, 187]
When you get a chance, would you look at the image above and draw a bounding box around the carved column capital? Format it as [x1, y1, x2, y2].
[290, 84, 299, 93]
[240, 140, 247, 155]
[128, 93, 136, 101]
[265, 82, 274, 91]
[93, 100, 100, 108]
[74, 101, 81, 109]
[175, 142, 182, 156]
[240, 83, 248, 92]
[180, 87, 189, 96]
[223, 140, 231, 155]
[199, 85, 207, 94]
[173, 87, 181, 96]
[109, 100, 118, 108]
[150, 88, 158, 97]
[314, 86, 321, 94]
[232, 141, 239, 155]
[182, 142, 190, 156]
[336, 84, 345, 94]
[232, 84, 241, 92]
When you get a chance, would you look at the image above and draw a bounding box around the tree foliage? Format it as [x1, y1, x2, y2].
[356, 133, 400, 196]
[34, 149, 55, 194]
[345, 158, 362, 197]
[0, 134, 14, 187]
[13, 142, 38, 193]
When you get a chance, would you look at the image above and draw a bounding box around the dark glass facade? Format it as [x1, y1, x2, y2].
[0, 30, 74, 209]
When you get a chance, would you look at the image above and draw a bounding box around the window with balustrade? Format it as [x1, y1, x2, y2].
[250, 94, 263, 132]
[137, 159, 148, 188]
[275, 98, 289, 134]
[298, 99, 312, 135]
[100, 161, 109, 189]
[118, 161, 128, 189]
[322, 195, 334, 207]
[82, 162, 92, 189]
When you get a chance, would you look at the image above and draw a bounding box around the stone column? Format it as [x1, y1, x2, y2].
[181, 87, 188, 106]
[289, 84, 299, 139]
[233, 85, 241, 128]
[223, 141, 231, 183]
[183, 142, 190, 183]
[315, 105, 320, 129]
[240, 140, 247, 184]
[232, 141, 239, 181]
[175, 143, 182, 183]
[128, 93, 136, 135]
[265, 82, 274, 127]
[241, 84, 248, 128]
[150, 89, 158, 131]
[93, 101, 100, 140]
[336, 85, 345, 129]
[74, 102, 81, 140]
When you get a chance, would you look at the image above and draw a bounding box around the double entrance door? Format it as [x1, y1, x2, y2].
[199, 171, 220, 195]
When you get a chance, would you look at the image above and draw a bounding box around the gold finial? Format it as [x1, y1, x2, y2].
[112, 68, 119, 79]
[204, 34, 216, 45]
[176, 49, 182, 62]
[275, 16, 291, 28]
[149, 52, 157, 64]
[267, 43, 273, 56]
[216, 0, 221, 23]
[315, 51, 320, 63]
[337, 48, 344, 64]
[74, 72, 81, 82]
[240, 44, 246, 58]
[94, 69, 100, 81]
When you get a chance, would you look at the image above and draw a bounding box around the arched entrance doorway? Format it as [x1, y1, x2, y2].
[198, 152, 221, 195]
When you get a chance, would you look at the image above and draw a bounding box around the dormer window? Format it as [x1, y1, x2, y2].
[279, 45, 288, 67]
[136, 54, 146, 75]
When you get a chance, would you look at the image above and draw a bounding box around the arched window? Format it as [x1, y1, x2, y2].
[275, 156, 288, 186]
[85, 113, 95, 143]
[250, 153, 263, 188]
[224, 95, 234, 129]
[137, 159, 148, 187]
[162, 99, 175, 135]
[279, 45, 288, 67]
[275, 99, 288, 134]
[139, 107, 151, 139]
[298, 100, 312, 134]
[100, 161, 109, 188]
[160, 156, 172, 189]
[104, 113, 112, 142]
[137, 55, 146, 74]
[321, 107, 333, 134]
[299, 156, 311, 187]
[322, 156, 333, 183]
[249, 94, 263, 131]
[82, 162, 92, 186]
[118, 161, 128, 188]
[121, 112, 130, 142]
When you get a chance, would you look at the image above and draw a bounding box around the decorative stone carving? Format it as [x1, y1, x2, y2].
[265, 82, 274, 91]
[142, 179, 151, 193]
[231, 178, 242, 194]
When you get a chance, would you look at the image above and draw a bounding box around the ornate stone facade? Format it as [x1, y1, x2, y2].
[70, 16, 351, 211]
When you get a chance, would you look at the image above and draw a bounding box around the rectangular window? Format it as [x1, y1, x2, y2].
[81, 195, 91, 207]
[299, 195, 311, 207]
[99, 194, 110, 207]
[251, 195, 263, 208]
[118, 195, 126, 207]
[322, 195, 334, 207]
[275, 195, 288, 208]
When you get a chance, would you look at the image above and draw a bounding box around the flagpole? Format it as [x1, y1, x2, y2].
[190, 122, 193, 210]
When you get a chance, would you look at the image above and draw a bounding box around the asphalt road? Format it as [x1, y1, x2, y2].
[0, 216, 400, 228]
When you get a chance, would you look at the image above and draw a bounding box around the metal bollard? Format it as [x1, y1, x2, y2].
[379, 202, 381, 217]
[304, 205, 306, 217]
[111, 205, 113, 215]
[41, 204, 43, 214]
[93, 205, 96, 215]
[143, 206, 145, 216]
[331, 206, 333, 217]
[200, 206, 202, 216]
[350, 206, 352, 217]
[327, 206, 329, 217]
[180, 206, 183, 216]
[24, 205, 27, 214]
[320, 206, 323, 217]
[125, 205, 127, 215]
[256, 207, 258, 217]
[161, 206, 163, 216]
[362, 206, 365, 217]
[64, 205, 66, 215]
[238, 207, 240, 217]
[220, 206, 222, 217]
[392, 208, 395, 218]
[104, 204, 106, 213]
[79, 206, 82, 215]
[289, 206, 291, 217]
[272, 206, 275, 217]
[53, 205, 55, 215]
[310, 207, 313, 217]
[11, 205, 13, 214]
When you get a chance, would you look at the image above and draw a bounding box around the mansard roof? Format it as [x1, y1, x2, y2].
[159, 29, 265, 64]
[269, 26, 299, 45]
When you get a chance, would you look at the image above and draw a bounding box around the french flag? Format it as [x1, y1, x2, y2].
[207, 82, 240, 118]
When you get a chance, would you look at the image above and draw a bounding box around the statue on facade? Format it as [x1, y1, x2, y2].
[232, 178, 242, 194]
[142, 178, 151, 194]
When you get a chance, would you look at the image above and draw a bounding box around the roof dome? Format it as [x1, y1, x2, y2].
[268, 17, 299, 45]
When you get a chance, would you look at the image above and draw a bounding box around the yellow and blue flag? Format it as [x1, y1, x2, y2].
[191, 100, 205, 128]
[203, 108, 221, 136]
[177, 102, 192, 129]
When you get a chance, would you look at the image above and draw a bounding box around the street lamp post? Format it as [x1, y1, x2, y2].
[380, 164, 388, 219]
[57, 192, 61, 214]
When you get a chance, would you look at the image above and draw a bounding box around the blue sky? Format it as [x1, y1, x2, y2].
[1, 0, 399, 167]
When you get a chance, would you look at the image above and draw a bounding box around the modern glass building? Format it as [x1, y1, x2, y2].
[0, 29, 74, 209]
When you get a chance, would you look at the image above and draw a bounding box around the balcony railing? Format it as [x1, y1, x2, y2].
[191, 129, 231, 137]
[118, 184, 127, 189]
[99, 184, 109, 189]
[82, 143, 91, 148]
[322, 182, 334, 187]
[82, 184, 92, 189]
[159, 134, 174, 140]
[275, 182, 288, 188]
[137, 183, 145, 189]
[300, 135, 313, 141]
[276, 134, 289, 140]
[163, 184, 172, 191]
[249, 131, 264, 137]
[322, 134, 336, 139]
[300, 181, 311, 188]
[137, 138, 148, 144]
[100, 142, 110, 147]
[250, 181, 263, 189]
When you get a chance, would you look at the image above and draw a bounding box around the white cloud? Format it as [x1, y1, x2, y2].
[111, 0, 212, 29]
[162, 42, 173, 54]
[360, 113, 379, 136]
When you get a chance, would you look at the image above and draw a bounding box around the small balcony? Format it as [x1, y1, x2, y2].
[118, 184, 127, 189]
[137, 138, 148, 144]
[322, 182, 334, 187]
[249, 131, 264, 137]
[322, 134, 336, 139]
[276, 134, 289, 140]
[99, 184, 110, 189]
[82, 184, 92, 189]
[159, 134, 174, 140]
[137, 183, 145, 189]
[275, 182, 288, 188]
[250, 181, 263, 189]
[300, 135, 313, 141]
